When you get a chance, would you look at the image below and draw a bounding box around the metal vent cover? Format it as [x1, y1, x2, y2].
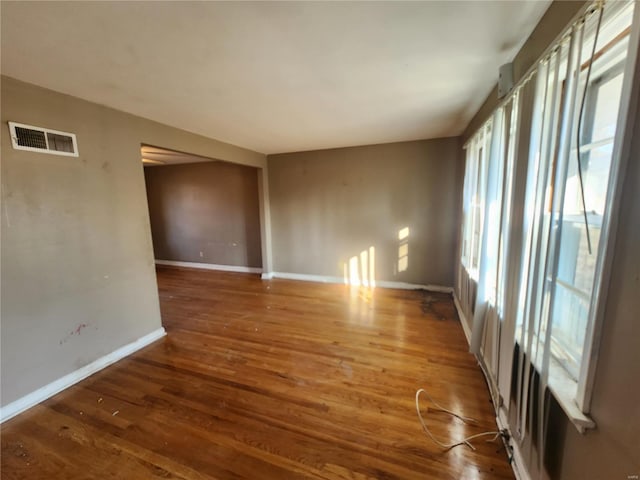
[8, 122, 79, 157]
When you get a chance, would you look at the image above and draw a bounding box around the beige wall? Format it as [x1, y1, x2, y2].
[268, 138, 462, 286]
[0, 76, 266, 407]
[144, 161, 262, 268]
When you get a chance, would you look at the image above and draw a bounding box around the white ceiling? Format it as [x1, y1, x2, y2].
[1, 1, 551, 154]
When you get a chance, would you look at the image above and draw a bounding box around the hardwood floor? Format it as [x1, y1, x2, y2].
[1, 266, 514, 479]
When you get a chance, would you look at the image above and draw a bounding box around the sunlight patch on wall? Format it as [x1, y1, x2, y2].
[398, 227, 409, 273]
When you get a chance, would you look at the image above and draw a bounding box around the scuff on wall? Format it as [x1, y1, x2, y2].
[59, 323, 90, 345]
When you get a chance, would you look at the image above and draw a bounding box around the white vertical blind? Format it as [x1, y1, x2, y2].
[457, 1, 638, 476]
[470, 109, 504, 354]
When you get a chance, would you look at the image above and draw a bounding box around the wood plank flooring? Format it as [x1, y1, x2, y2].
[1, 266, 514, 479]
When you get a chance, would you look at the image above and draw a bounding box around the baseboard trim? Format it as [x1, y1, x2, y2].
[267, 272, 453, 293]
[0, 327, 166, 423]
[452, 292, 472, 345]
[155, 260, 262, 274]
[270, 272, 344, 284]
[375, 280, 453, 293]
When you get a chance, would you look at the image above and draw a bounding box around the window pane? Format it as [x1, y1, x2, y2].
[584, 143, 615, 215]
[550, 39, 627, 379]
[564, 142, 614, 217]
[590, 73, 624, 142]
[551, 281, 589, 374]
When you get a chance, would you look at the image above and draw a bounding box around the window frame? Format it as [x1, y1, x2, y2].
[548, 57, 626, 380]
[518, 1, 640, 418]
[461, 123, 492, 281]
[461, 0, 640, 427]
[576, 2, 640, 413]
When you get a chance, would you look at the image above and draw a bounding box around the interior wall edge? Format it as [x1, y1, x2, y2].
[257, 166, 274, 273]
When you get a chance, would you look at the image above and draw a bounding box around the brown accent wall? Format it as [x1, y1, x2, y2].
[267, 138, 463, 286]
[144, 162, 262, 268]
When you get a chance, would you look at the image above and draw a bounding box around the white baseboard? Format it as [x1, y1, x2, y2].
[0, 327, 166, 423]
[452, 292, 472, 345]
[267, 272, 453, 293]
[155, 259, 262, 274]
[261, 272, 274, 280]
[375, 281, 452, 293]
[270, 272, 344, 284]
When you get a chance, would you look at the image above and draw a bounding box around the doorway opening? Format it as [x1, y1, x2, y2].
[141, 144, 263, 278]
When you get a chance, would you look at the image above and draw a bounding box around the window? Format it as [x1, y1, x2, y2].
[461, 122, 491, 280]
[495, 94, 520, 316]
[518, 0, 634, 406]
[551, 58, 626, 378]
[459, 0, 637, 437]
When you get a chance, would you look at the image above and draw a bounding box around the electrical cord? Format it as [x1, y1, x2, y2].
[575, 3, 605, 255]
[415, 388, 505, 451]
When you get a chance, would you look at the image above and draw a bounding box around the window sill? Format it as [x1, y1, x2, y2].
[515, 334, 596, 433]
[547, 357, 596, 433]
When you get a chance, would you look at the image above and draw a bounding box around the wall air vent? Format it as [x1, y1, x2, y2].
[8, 122, 79, 157]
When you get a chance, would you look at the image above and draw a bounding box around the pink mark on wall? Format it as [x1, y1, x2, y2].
[73, 323, 88, 335]
[59, 323, 90, 345]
